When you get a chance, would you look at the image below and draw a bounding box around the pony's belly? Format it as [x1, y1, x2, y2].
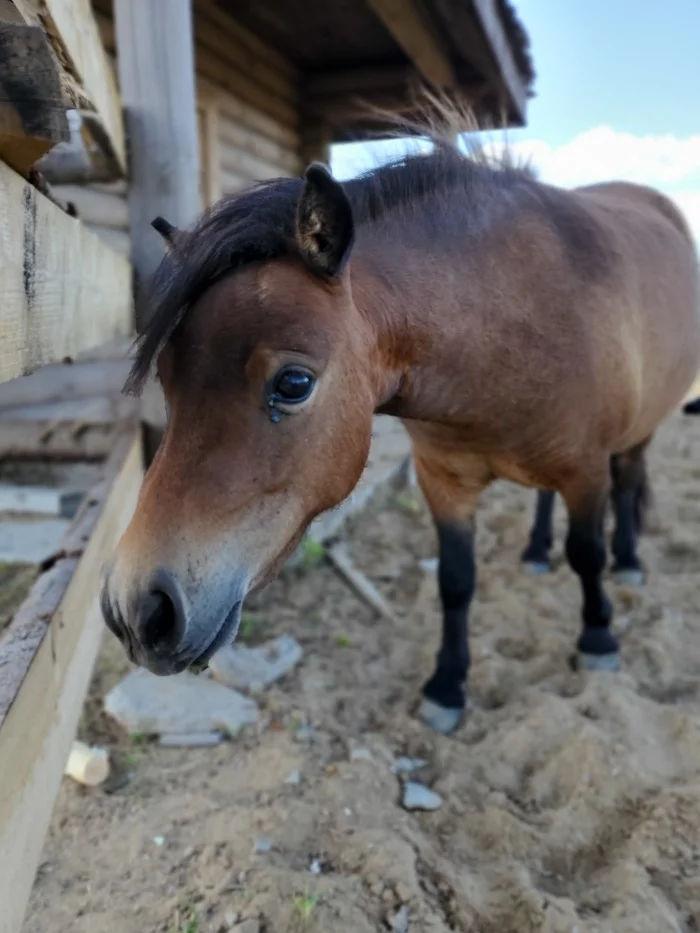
[486, 455, 549, 490]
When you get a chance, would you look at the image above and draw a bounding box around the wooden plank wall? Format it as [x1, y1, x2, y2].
[55, 0, 301, 254]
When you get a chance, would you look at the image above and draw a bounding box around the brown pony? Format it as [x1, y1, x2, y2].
[102, 131, 700, 735]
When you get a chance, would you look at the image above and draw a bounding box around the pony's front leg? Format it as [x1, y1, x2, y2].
[412, 452, 490, 735]
[562, 471, 619, 671]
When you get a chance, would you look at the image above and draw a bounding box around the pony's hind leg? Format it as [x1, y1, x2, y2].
[610, 441, 650, 587]
[412, 452, 491, 735]
[562, 470, 620, 672]
[521, 490, 556, 574]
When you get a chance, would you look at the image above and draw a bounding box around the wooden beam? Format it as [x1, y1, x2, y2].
[299, 124, 332, 168]
[367, 0, 455, 88]
[0, 22, 69, 175]
[114, 0, 200, 329]
[11, 0, 125, 176]
[304, 64, 415, 100]
[0, 160, 132, 383]
[0, 428, 142, 933]
[471, 0, 526, 122]
[201, 96, 221, 206]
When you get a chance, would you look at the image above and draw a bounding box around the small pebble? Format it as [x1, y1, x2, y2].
[344, 807, 353, 816]
[309, 858, 322, 875]
[158, 731, 223, 747]
[382, 888, 395, 904]
[284, 769, 302, 785]
[371, 882, 385, 897]
[402, 782, 443, 812]
[390, 905, 410, 933]
[350, 747, 374, 762]
[253, 837, 272, 854]
[223, 910, 239, 927]
[391, 757, 428, 775]
[419, 557, 438, 573]
[152, 835, 165, 846]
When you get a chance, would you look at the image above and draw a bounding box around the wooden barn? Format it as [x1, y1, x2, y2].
[44, 0, 535, 265]
[0, 2, 533, 931]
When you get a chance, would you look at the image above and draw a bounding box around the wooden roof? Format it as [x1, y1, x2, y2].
[219, 0, 535, 137]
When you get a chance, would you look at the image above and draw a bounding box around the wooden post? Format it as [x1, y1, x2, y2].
[300, 123, 332, 169]
[113, 0, 200, 329]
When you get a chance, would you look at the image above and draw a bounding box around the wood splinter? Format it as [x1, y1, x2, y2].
[327, 543, 398, 623]
[64, 740, 110, 787]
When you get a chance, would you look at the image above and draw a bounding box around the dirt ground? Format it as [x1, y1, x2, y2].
[23, 411, 700, 933]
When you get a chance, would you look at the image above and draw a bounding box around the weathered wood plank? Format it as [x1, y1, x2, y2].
[472, 0, 526, 121]
[0, 160, 132, 383]
[0, 429, 142, 933]
[114, 0, 200, 328]
[367, 0, 455, 88]
[12, 0, 125, 175]
[0, 22, 69, 175]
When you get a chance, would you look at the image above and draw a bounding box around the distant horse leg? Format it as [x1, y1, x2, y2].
[610, 442, 650, 586]
[521, 490, 556, 573]
[413, 454, 489, 735]
[563, 473, 619, 671]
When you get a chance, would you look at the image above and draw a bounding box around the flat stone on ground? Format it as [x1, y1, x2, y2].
[209, 634, 303, 691]
[402, 782, 443, 812]
[104, 668, 259, 736]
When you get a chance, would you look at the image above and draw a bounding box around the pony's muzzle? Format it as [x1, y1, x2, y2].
[101, 568, 190, 675]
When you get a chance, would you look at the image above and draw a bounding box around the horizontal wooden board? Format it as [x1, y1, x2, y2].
[51, 182, 128, 228]
[0, 428, 142, 933]
[0, 160, 133, 382]
[218, 114, 299, 174]
[219, 139, 292, 182]
[194, 11, 297, 105]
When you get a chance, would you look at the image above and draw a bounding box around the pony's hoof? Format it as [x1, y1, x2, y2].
[418, 697, 463, 735]
[612, 568, 644, 587]
[576, 651, 620, 673]
[522, 560, 551, 576]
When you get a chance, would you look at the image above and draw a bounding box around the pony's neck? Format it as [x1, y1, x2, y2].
[352, 238, 480, 423]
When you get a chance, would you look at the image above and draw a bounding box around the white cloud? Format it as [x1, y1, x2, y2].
[332, 127, 700, 245]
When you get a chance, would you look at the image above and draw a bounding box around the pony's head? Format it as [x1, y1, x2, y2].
[102, 165, 381, 674]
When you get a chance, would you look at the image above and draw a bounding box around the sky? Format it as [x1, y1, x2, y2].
[331, 0, 700, 244]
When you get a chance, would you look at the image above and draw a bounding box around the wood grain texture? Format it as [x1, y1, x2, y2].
[0, 22, 69, 175]
[367, 0, 455, 88]
[0, 428, 142, 933]
[0, 160, 132, 383]
[114, 0, 200, 326]
[11, 0, 125, 175]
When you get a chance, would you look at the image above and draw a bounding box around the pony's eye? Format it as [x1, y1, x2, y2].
[272, 367, 316, 403]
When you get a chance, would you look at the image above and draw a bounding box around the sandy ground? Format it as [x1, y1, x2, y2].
[23, 411, 700, 933]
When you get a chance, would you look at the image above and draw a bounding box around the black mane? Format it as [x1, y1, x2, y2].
[127, 144, 531, 393]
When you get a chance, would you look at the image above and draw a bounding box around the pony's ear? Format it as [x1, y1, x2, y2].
[151, 216, 182, 250]
[296, 163, 354, 278]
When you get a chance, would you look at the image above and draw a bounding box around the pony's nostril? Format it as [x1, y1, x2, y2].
[138, 588, 180, 653]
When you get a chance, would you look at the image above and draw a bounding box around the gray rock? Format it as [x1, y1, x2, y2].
[402, 782, 443, 812]
[158, 731, 224, 747]
[350, 747, 374, 762]
[253, 837, 272, 854]
[209, 635, 303, 691]
[391, 757, 428, 775]
[104, 668, 259, 736]
[284, 769, 302, 785]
